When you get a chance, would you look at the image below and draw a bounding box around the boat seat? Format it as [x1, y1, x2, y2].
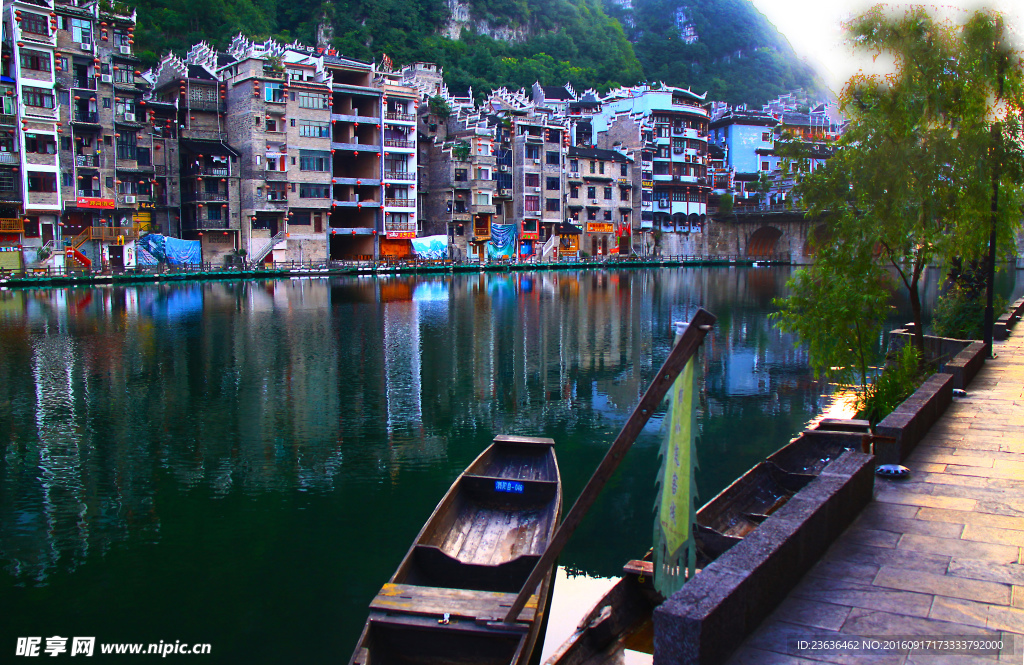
[370, 582, 538, 624]
[412, 545, 542, 593]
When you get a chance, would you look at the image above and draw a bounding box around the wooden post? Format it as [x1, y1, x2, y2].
[504, 307, 716, 622]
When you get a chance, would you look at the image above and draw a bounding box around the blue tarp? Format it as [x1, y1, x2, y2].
[486, 224, 518, 259]
[136, 234, 202, 266]
[411, 235, 449, 260]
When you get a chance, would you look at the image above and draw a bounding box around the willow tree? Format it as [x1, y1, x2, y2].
[776, 7, 1024, 370]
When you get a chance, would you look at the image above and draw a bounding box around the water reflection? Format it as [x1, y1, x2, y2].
[1, 267, 1021, 661]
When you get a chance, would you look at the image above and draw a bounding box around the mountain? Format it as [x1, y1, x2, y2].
[129, 0, 823, 106]
[605, 0, 826, 104]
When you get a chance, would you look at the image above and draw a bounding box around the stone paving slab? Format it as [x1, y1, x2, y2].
[727, 332, 1024, 665]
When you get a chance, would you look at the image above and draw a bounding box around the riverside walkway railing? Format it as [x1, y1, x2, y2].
[0, 253, 792, 286]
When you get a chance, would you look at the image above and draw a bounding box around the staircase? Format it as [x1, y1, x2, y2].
[539, 234, 558, 261]
[251, 231, 286, 263]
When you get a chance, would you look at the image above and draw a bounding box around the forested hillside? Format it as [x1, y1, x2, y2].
[129, 0, 823, 106]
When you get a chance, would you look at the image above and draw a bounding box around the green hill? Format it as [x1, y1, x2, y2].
[129, 0, 823, 105]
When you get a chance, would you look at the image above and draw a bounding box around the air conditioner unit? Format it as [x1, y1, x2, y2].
[499, 189, 511, 197]
[119, 45, 131, 55]
[80, 43, 92, 51]
[532, 186, 541, 193]
[498, 165, 508, 172]
[532, 159, 540, 165]
[124, 112, 136, 122]
[101, 74, 112, 83]
[124, 195, 137, 204]
[590, 199, 599, 205]
[658, 200, 669, 208]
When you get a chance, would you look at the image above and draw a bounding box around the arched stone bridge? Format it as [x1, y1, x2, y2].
[703, 209, 824, 264]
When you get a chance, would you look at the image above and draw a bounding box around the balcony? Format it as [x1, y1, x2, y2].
[264, 70, 286, 80]
[188, 166, 230, 177]
[0, 152, 18, 165]
[0, 218, 23, 233]
[383, 171, 414, 182]
[383, 138, 414, 149]
[183, 191, 228, 203]
[72, 110, 100, 124]
[181, 129, 227, 142]
[385, 219, 417, 233]
[384, 111, 415, 122]
[182, 217, 230, 231]
[384, 198, 415, 208]
[75, 154, 99, 167]
[0, 189, 21, 202]
[264, 170, 287, 181]
[185, 100, 222, 112]
[0, 114, 16, 126]
[73, 79, 97, 90]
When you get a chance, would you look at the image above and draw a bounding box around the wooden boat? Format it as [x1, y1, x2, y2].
[350, 434, 562, 665]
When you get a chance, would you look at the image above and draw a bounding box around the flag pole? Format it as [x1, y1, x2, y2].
[503, 307, 716, 623]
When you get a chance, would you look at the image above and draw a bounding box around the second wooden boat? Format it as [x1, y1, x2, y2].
[351, 434, 562, 665]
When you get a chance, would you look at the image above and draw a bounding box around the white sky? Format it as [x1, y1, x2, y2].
[747, 0, 1024, 96]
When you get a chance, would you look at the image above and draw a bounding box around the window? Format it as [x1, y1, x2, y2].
[589, 161, 595, 174]
[22, 87, 54, 109]
[19, 49, 51, 72]
[672, 190, 685, 202]
[603, 187, 612, 200]
[545, 128, 560, 143]
[299, 184, 330, 198]
[587, 208, 597, 221]
[264, 83, 285, 103]
[290, 211, 312, 225]
[117, 181, 137, 195]
[136, 148, 151, 166]
[298, 120, 329, 137]
[113, 67, 133, 84]
[570, 159, 579, 172]
[603, 210, 612, 221]
[762, 132, 771, 142]
[546, 151, 559, 166]
[620, 164, 628, 177]
[70, 18, 92, 43]
[454, 168, 468, 181]
[545, 198, 559, 212]
[524, 195, 540, 212]
[570, 185, 579, 198]
[298, 92, 328, 109]
[116, 131, 137, 160]
[267, 183, 287, 201]
[207, 205, 222, 221]
[546, 176, 559, 191]
[62, 172, 74, 187]
[103, 98, 111, 109]
[27, 172, 57, 192]
[21, 13, 49, 36]
[299, 150, 330, 171]
[475, 192, 490, 205]
[266, 119, 278, 132]
[25, 134, 56, 154]
[599, 161, 605, 174]
[761, 161, 770, 171]
[525, 145, 539, 160]
[61, 137, 72, 151]
[587, 186, 596, 199]
[525, 173, 539, 188]
[23, 217, 40, 238]
[620, 189, 629, 201]
[106, 177, 114, 188]
[474, 167, 489, 180]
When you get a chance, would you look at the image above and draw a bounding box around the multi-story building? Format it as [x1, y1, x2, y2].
[566, 146, 632, 257]
[708, 108, 778, 200]
[595, 85, 710, 254]
[511, 113, 566, 257]
[151, 45, 240, 265]
[2, 0, 61, 270]
[323, 53, 380, 261]
[376, 67, 419, 259]
[220, 36, 334, 264]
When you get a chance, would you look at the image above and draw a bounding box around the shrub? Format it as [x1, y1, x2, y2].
[933, 284, 1006, 340]
[856, 344, 925, 429]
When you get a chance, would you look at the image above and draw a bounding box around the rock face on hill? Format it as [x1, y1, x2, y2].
[130, 0, 824, 105]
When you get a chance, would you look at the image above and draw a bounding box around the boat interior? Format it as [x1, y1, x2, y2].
[394, 440, 560, 594]
[357, 619, 524, 665]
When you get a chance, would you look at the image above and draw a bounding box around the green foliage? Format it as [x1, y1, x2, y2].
[717, 192, 733, 216]
[855, 344, 924, 429]
[790, 7, 1024, 351]
[428, 95, 452, 119]
[771, 243, 892, 389]
[617, 0, 825, 105]
[452, 140, 471, 161]
[932, 285, 1007, 340]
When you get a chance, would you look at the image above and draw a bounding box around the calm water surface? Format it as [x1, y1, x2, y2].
[1, 267, 1021, 662]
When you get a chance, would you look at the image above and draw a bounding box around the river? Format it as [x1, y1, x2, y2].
[1, 266, 1021, 662]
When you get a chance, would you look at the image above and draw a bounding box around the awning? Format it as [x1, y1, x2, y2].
[179, 138, 240, 157]
[555, 222, 582, 235]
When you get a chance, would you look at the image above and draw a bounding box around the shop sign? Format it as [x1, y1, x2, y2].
[386, 231, 415, 239]
[76, 197, 116, 209]
[587, 223, 614, 234]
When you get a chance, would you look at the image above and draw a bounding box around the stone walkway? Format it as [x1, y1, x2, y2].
[728, 331, 1024, 665]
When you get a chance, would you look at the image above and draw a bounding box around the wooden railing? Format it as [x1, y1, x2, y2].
[0, 217, 23, 233]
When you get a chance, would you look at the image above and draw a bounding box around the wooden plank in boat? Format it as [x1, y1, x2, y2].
[371, 583, 539, 623]
[492, 435, 556, 447]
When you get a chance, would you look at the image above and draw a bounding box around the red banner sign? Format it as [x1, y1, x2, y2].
[76, 197, 116, 209]
[386, 231, 415, 239]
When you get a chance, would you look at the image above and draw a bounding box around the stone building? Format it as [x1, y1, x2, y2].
[567, 146, 632, 257]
